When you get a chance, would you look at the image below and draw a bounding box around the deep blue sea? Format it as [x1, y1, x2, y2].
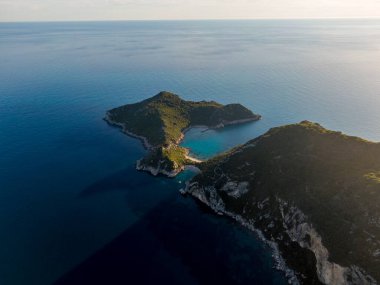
[1, 19, 380, 285]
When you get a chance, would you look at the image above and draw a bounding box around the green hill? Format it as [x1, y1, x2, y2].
[185, 121, 380, 284]
[105, 91, 261, 176]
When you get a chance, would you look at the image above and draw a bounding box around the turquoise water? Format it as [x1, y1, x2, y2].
[1, 19, 380, 285]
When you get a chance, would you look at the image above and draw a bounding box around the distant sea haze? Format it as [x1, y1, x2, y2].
[0, 19, 380, 285]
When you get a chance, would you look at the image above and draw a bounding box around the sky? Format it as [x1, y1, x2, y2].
[1, 0, 380, 22]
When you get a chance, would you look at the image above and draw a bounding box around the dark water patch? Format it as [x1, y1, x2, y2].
[79, 167, 178, 216]
[79, 167, 149, 197]
[55, 196, 286, 285]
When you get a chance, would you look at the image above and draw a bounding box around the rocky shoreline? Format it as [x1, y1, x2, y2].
[181, 181, 377, 285]
[181, 181, 300, 285]
[136, 159, 182, 177]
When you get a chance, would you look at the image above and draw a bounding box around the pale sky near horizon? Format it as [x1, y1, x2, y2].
[1, 0, 380, 22]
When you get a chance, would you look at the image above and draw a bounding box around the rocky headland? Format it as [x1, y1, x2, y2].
[183, 121, 380, 284]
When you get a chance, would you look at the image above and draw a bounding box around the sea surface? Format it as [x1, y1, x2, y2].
[1, 19, 380, 285]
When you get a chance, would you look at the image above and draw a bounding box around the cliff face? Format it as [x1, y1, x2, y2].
[184, 121, 380, 284]
[105, 91, 261, 176]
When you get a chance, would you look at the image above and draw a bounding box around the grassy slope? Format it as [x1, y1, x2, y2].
[107, 91, 259, 146]
[195, 121, 380, 281]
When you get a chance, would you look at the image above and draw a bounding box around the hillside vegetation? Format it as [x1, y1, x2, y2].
[189, 121, 380, 284]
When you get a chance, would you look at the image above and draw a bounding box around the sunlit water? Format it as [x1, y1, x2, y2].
[0, 19, 380, 285]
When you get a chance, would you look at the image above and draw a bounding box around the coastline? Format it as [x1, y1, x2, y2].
[181, 181, 299, 285]
[185, 155, 203, 164]
[215, 116, 262, 128]
[105, 113, 260, 177]
[178, 116, 261, 164]
[104, 112, 152, 150]
[179, 116, 261, 141]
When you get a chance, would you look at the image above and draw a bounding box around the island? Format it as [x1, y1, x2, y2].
[183, 121, 380, 285]
[105, 91, 261, 176]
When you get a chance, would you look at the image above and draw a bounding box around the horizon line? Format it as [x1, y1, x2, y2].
[1, 16, 380, 24]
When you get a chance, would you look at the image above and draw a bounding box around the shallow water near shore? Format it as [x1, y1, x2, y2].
[1, 19, 380, 284]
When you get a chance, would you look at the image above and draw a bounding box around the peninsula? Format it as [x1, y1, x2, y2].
[105, 91, 261, 176]
[183, 121, 380, 285]
[105, 94, 379, 284]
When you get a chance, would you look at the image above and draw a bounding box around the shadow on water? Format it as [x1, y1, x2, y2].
[67, 154, 287, 285]
[78, 165, 181, 217]
[79, 167, 149, 198]
[55, 193, 286, 285]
